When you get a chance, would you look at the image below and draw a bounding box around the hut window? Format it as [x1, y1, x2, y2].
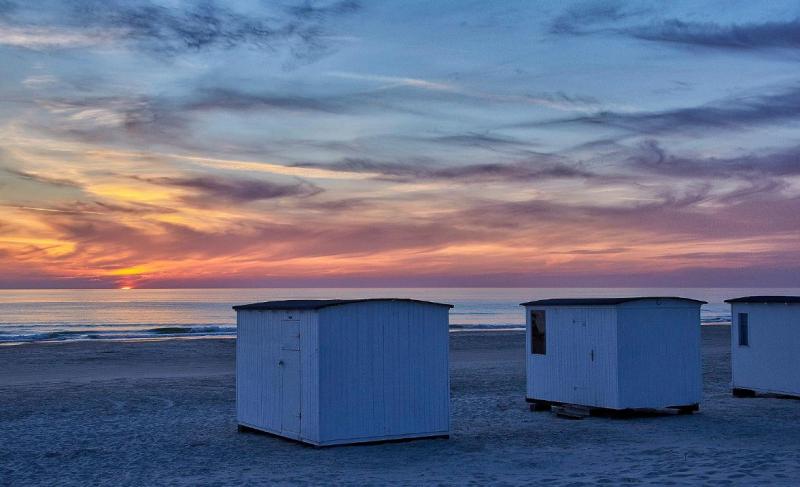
[738, 313, 749, 347]
[531, 311, 546, 355]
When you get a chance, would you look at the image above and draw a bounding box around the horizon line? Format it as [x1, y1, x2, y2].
[2, 285, 800, 291]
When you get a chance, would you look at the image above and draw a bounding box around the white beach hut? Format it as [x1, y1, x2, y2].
[520, 297, 705, 414]
[233, 298, 453, 446]
[725, 296, 800, 398]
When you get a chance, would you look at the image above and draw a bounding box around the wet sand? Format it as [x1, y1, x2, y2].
[2, 327, 799, 485]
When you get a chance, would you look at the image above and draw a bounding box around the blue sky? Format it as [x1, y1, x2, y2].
[1, 0, 800, 288]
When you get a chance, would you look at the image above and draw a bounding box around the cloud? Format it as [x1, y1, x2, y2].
[430, 132, 535, 150]
[17, 199, 482, 281]
[544, 84, 800, 135]
[27, 82, 605, 158]
[1, 167, 83, 188]
[32, 199, 177, 216]
[454, 184, 800, 246]
[41, 98, 150, 128]
[138, 175, 322, 203]
[0, 0, 361, 61]
[550, 3, 800, 59]
[287, 1, 360, 19]
[31, 95, 190, 150]
[630, 18, 800, 51]
[184, 87, 345, 114]
[168, 153, 372, 180]
[627, 140, 800, 178]
[295, 158, 599, 183]
[516, 92, 606, 113]
[22, 74, 58, 88]
[555, 247, 631, 255]
[551, 4, 800, 53]
[0, 25, 119, 49]
[550, 1, 635, 35]
[328, 71, 608, 114]
[5, 154, 800, 288]
[326, 72, 456, 91]
[32, 84, 360, 150]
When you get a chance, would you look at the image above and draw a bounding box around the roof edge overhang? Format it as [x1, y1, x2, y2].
[233, 298, 455, 311]
[725, 296, 800, 305]
[520, 297, 707, 307]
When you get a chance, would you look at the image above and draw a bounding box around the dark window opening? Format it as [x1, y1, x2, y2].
[738, 313, 749, 347]
[531, 310, 546, 355]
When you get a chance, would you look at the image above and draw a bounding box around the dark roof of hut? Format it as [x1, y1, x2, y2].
[724, 296, 800, 304]
[233, 298, 454, 311]
[520, 297, 707, 306]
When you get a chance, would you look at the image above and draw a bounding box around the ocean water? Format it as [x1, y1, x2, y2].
[0, 288, 796, 344]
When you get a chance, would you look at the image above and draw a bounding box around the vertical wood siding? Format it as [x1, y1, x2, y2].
[237, 301, 448, 446]
[236, 309, 319, 443]
[526, 306, 618, 408]
[526, 300, 702, 409]
[731, 303, 800, 396]
[317, 301, 450, 445]
[616, 300, 702, 408]
[300, 312, 320, 442]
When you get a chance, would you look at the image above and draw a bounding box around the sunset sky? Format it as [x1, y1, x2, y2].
[1, 0, 800, 288]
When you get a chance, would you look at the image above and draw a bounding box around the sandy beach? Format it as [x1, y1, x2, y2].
[2, 327, 799, 486]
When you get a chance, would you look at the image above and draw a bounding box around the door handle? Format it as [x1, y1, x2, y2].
[278, 360, 284, 366]
[590, 350, 595, 361]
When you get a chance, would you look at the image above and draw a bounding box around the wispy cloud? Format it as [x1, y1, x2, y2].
[626, 140, 800, 178]
[21, 74, 58, 88]
[31, 88, 349, 150]
[328, 72, 609, 113]
[551, 4, 800, 54]
[171, 154, 374, 180]
[1, 167, 83, 188]
[0, 25, 118, 49]
[295, 157, 600, 183]
[326, 71, 456, 91]
[0, 0, 361, 61]
[454, 185, 800, 244]
[0, 204, 105, 215]
[136, 175, 322, 203]
[513, 92, 609, 113]
[550, 1, 640, 35]
[185, 87, 346, 113]
[429, 132, 535, 150]
[629, 18, 800, 51]
[543, 84, 800, 135]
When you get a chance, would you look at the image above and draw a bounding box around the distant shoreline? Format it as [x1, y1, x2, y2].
[0, 323, 735, 346]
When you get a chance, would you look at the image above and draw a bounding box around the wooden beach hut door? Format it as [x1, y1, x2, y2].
[572, 311, 607, 406]
[570, 313, 595, 405]
[280, 320, 302, 436]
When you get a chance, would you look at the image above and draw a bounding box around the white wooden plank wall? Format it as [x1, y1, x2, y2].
[616, 304, 702, 408]
[526, 301, 701, 409]
[732, 303, 800, 396]
[526, 306, 618, 408]
[236, 310, 317, 442]
[317, 301, 449, 444]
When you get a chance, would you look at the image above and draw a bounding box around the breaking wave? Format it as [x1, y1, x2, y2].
[0, 325, 237, 344]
